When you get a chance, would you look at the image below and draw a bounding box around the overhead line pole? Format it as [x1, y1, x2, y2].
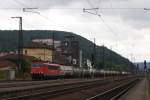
[11, 16, 23, 72]
[102, 45, 105, 79]
[52, 31, 55, 63]
[93, 38, 96, 69]
[91, 38, 96, 69]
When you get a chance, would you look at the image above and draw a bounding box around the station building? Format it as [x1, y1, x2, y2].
[23, 42, 53, 62]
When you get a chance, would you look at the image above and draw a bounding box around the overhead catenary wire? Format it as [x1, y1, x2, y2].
[97, 15, 119, 38]
[0, 7, 149, 10]
[85, 0, 118, 37]
[97, 0, 102, 13]
[23, 8, 40, 14]
[85, 0, 95, 8]
[1, 0, 150, 10]
[15, 0, 121, 41]
[23, 8, 69, 31]
[83, 8, 119, 41]
[83, 0, 120, 51]
[14, 0, 28, 8]
[83, 8, 101, 16]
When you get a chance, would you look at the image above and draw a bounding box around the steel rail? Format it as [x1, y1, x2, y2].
[0, 78, 94, 88]
[86, 78, 139, 100]
[3, 77, 137, 100]
[0, 78, 110, 98]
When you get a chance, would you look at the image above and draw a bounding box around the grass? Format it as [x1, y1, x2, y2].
[0, 71, 6, 80]
[148, 74, 150, 97]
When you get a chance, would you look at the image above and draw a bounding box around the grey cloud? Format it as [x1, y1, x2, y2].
[1, 0, 150, 29]
[0, 0, 79, 8]
[96, 0, 150, 29]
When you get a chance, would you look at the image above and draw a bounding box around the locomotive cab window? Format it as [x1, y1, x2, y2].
[32, 63, 43, 67]
[48, 65, 60, 70]
[32, 63, 39, 67]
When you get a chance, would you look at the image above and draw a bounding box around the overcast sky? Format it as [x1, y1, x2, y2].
[0, 0, 150, 62]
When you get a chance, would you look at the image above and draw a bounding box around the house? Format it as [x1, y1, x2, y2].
[32, 38, 61, 48]
[23, 42, 53, 62]
[0, 60, 15, 70]
[61, 35, 79, 66]
[0, 60, 15, 80]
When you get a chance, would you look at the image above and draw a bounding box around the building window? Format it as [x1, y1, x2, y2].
[25, 50, 27, 55]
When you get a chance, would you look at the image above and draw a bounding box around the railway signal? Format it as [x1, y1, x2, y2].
[144, 60, 147, 70]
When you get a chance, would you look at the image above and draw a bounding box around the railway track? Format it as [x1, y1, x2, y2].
[86, 78, 139, 100]
[0, 76, 137, 100]
[1, 78, 111, 100]
[0, 78, 96, 88]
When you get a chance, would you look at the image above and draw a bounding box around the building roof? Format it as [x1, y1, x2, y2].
[0, 60, 15, 69]
[32, 39, 61, 46]
[0, 54, 35, 62]
[24, 42, 53, 49]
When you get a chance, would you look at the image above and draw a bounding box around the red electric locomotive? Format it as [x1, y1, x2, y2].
[31, 61, 64, 79]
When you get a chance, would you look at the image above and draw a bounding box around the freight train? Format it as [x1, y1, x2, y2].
[31, 61, 130, 79]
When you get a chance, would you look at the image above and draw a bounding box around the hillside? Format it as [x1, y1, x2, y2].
[0, 30, 135, 71]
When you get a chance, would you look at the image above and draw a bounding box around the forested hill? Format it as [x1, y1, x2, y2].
[0, 30, 135, 71]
